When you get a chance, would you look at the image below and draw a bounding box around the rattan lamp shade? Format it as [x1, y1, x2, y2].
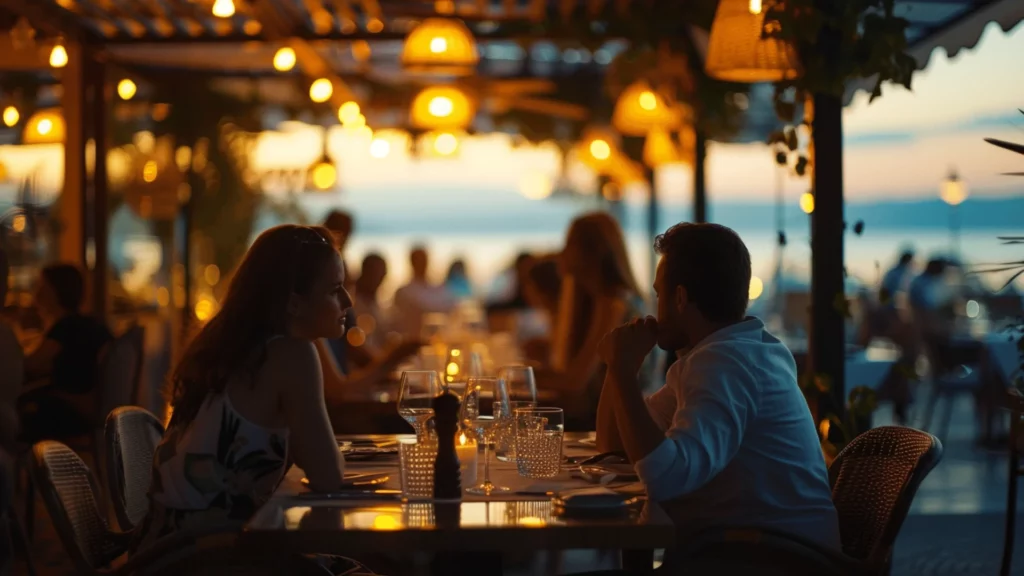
[22, 109, 65, 144]
[401, 18, 479, 76]
[612, 81, 682, 136]
[409, 86, 475, 130]
[642, 127, 679, 168]
[704, 0, 801, 83]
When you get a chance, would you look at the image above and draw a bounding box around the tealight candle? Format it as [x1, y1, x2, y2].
[456, 433, 478, 488]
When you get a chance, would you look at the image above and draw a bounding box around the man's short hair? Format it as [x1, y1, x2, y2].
[654, 223, 751, 323]
[41, 263, 85, 312]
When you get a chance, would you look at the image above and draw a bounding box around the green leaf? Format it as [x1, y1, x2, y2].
[985, 138, 1024, 156]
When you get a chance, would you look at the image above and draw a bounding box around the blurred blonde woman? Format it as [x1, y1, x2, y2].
[540, 212, 646, 428]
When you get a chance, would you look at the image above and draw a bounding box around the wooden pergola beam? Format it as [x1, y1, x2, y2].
[249, 0, 358, 106]
[0, 0, 104, 44]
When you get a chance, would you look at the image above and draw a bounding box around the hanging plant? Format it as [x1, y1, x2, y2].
[761, 0, 917, 119]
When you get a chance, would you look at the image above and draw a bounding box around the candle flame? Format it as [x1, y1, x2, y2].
[459, 433, 467, 445]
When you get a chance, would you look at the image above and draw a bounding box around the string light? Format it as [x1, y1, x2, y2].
[309, 78, 333, 103]
[273, 47, 296, 72]
[49, 42, 68, 68]
[117, 79, 137, 100]
[212, 0, 235, 18]
[2, 106, 19, 127]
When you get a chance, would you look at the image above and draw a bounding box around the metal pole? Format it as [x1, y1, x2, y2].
[693, 130, 707, 223]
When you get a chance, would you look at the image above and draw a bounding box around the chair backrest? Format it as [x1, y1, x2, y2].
[96, 326, 145, 426]
[31, 440, 125, 574]
[828, 426, 942, 571]
[105, 406, 164, 532]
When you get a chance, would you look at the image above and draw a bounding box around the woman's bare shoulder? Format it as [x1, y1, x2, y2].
[262, 337, 321, 382]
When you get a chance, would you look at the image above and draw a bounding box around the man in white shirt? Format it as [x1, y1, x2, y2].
[393, 246, 455, 338]
[596, 222, 841, 560]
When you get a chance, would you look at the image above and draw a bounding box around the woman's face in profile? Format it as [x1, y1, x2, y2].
[292, 252, 352, 340]
[33, 275, 59, 316]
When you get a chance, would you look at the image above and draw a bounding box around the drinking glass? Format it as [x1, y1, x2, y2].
[397, 370, 441, 440]
[514, 407, 564, 478]
[494, 366, 538, 462]
[399, 438, 437, 498]
[460, 377, 510, 495]
[498, 365, 538, 403]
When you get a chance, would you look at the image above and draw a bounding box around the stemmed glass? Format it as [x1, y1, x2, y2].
[443, 344, 482, 400]
[459, 377, 510, 495]
[495, 365, 538, 462]
[397, 370, 442, 440]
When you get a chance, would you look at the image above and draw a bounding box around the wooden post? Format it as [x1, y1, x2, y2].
[646, 165, 658, 292]
[809, 92, 846, 421]
[87, 57, 108, 321]
[693, 129, 707, 223]
[59, 40, 87, 268]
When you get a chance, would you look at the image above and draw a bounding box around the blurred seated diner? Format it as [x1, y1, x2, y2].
[534, 212, 649, 429]
[18, 263, 113, 443]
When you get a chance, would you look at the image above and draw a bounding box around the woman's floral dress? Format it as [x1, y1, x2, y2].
[133, 392, 289, 551]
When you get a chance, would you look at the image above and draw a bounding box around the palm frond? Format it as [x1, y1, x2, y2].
[986, 137, 1024, 155]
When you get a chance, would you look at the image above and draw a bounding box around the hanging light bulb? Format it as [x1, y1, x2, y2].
[433, 132, 458, 155]
[49, 41, 68, 68]
[338, 101, 361, 124]
[117, 78, 137, 100]
[401, 18, 479, 75]
[410, 86, 473, 130]
[212, 0, 236, 18]
[589, 139, 611, 161]
[309, 78, 333, 103]
[273, 47, 296, 72]
[2, 106, 19, 127]
[309, 156, 337, 191]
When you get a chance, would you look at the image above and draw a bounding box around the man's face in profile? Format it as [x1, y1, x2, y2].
[654, 258, 688, 352]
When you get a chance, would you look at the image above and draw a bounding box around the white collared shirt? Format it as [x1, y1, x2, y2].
[636, 317, 841, 551]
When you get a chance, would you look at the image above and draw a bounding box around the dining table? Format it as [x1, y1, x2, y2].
[242, 432, 674, 575]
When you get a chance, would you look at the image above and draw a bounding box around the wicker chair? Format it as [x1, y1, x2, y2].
[104, 407, 164, 532]
[829, 425, 943, 574]
[31, 440, 333, 575]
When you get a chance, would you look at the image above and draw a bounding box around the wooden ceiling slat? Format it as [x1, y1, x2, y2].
[166, 0, 218, 37]
[331, 0, 358, 34]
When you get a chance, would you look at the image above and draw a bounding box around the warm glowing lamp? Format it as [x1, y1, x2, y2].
[117, 79, 137, 100]
[22, 109, 65, 144]
[309, 78, 333, 103]
[338, 101, 361, 124]
[401, 18, 479, 75]
[309, 155, 338, 191]
[273, 47, 296, 72]
[800, 191, 815, 214]
[49, 42, 68, 68]
[705, 0, 802, 82]
[642, 127, 680, 167]
[612, 81, 683, 136]
[940, 170, 968, 206]
[369, 138, 391, 158]
[432, 132, 459, 156]
[410, 86, 474, 130]
[519, 172, 554, 200]
[212, 0, 235, 18]
[575, 127, 621, 174]
[2, 106, 19, 127]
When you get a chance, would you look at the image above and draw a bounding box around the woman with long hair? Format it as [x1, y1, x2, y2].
[542, 212, 645, 427]
[136, 225, 353, 550]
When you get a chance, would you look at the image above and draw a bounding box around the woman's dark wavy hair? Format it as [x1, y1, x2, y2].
[167, 225, 336, 429]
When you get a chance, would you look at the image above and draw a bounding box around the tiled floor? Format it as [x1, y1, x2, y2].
[14, 385, 1020, 575]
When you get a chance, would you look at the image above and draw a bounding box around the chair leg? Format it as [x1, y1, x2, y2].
[938, 391, 954, 444]
[23, 472, 33, 543]
[1002, 415, 1020, 576]
[921, 384, 939, 432]
[8, 506, 37, 576]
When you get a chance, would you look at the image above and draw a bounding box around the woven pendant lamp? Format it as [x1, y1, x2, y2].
[704, 0, 801, 83]
[401, 18, 479, 75]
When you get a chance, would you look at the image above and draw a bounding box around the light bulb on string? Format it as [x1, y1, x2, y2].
[273, 47, 296, 72]
[212, 0, 235, 18]
[49, 41, 68, 68]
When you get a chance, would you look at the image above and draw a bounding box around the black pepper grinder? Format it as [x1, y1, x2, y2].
[432, 392, 462, 500]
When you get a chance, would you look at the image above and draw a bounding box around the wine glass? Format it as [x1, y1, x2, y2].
[398, 370, 441, 440]
[443, 344, 482, 399]
[494, 366, 538, 462]
[498, 365, 538, 403]
[459, 377, 510, 496]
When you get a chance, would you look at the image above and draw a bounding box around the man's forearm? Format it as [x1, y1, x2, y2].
[595, 372, 625, 453]
[609, 369, 667, 465]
